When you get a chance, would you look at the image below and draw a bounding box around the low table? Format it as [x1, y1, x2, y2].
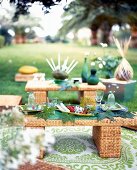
[25, 112, 137, 158]
[25, 80, 106, 104]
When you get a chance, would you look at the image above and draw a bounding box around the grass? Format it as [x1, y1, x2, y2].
[0, 43, 137, 110]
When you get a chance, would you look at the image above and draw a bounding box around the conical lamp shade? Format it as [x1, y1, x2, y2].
[114, 58, 133, 81]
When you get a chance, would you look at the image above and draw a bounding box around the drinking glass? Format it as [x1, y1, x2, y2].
[95, 90, 104, 110]
[48, 98, 60, 108]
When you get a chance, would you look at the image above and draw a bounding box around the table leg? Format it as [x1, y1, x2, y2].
[78, 91, 96, 100]
[92, 126, 121, 158]
[34, 91, 48, 104]
[78, 91, 83, 101]
[83, 91, 96, 98]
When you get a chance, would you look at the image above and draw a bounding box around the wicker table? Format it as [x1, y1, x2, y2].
[25, 114, 137, 158]
[25, 80, 106, 104]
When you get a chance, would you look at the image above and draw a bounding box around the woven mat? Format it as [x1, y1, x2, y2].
[44, 126, 137, 170]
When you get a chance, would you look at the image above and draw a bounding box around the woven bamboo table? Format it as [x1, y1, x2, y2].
[25, 80, 106, 104]
[25, 114, 137, 158]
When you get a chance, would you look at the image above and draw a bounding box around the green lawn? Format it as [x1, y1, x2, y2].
[0, 43, 137, 110]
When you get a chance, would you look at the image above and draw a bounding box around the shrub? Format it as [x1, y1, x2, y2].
[0, 35, 5, 48]
[91, 55, 122, 79]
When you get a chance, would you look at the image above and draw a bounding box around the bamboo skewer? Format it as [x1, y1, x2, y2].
[46, 54, 78, 75]
[113, 36, 131, 58]
[124, 36, 131, 56]
[62, 57, 69, 71]
[67, 61, 78, 74]
[46, 58, 54, 71]
[50, 58, 56, 70]
[66, 59, 75, 73]
[58, 53, 61, 70]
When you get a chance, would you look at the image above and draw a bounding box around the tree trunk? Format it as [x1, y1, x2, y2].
[91, 30, 98, 45]
[100, 21, 112, 45]
[15, 35, 26, 44]
[90, 25, 99, 45]
[15, 35, 22, 44]
[130, 25, 137, 48]
[73, 31, 78, 43]
[22, 35, 26, 43]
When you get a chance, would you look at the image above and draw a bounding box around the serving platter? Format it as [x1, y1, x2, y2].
[57, 104, 95, 117]
[63, 111, 95, 117]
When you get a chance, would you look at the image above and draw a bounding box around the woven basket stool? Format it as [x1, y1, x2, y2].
[0, 95, 22, 111]
[0, 95, 22, 106]
[19, 160, 69, 170]
[123, 112, 137, 130]
[93, 126, 121, 157]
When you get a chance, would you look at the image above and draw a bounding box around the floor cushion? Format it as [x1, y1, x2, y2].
[18, 65, 38, 74]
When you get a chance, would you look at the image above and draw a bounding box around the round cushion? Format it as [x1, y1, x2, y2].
[18, 65, 38, 74]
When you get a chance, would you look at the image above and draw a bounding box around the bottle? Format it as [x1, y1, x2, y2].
[28, 92, 35, 109]
[107, 91, 115, 107]
[87, 69, 99, 85]
[81, 57, 88, 83]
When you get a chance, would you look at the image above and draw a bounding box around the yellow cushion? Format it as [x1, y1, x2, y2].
[18, 65, 38, 74]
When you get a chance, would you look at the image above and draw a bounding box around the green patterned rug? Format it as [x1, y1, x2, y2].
[44, 126, 137, 170]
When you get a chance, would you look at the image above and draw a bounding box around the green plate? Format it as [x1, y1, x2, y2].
[101, 103, 128, 111]
[19, 105, 42, 114]
[64, 111, 95, 117]
[56, 108, 95, 117]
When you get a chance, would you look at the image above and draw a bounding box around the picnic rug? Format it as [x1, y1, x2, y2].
[44, 126, 137, 170]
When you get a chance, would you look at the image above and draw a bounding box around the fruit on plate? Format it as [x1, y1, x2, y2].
[67, 105, 86, 114]
[66, 105, 75, 112]
[56, 103, 70, 112]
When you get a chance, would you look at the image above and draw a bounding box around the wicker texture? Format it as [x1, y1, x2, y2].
[0, 95, 22, 106]
[25, 115, 137, 128]
[34, 91, 48, 104]
[93, 126, 121, 157]
[24, 115, 137, 158]
[83, 91, 96, 97]
[19, 160, 69, 170]
[124, 126, 137, 130]
[15, 73, 34, 82]
[26, 81, 106, 91]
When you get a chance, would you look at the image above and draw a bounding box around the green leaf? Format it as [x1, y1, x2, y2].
[59, 112, 75, 124]
[59, 80, 80, 91]
[113, 110, 135, 119]
[35, 105, 56, 120]
[96, 110, 135, 121]
[96, 110, 116, 121]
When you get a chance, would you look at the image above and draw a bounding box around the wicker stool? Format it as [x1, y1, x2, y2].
[0, 95, 22, 106]
[123, 126, 137, 130]
[93, 126, 121, 157]
[19, 160, 69, 170]
[0, 95, 22, 111]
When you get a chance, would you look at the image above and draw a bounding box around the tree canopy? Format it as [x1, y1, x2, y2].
[6, 0, 137, 19]
[58, 0, 137, 38]
[8, 0, 62, 20]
